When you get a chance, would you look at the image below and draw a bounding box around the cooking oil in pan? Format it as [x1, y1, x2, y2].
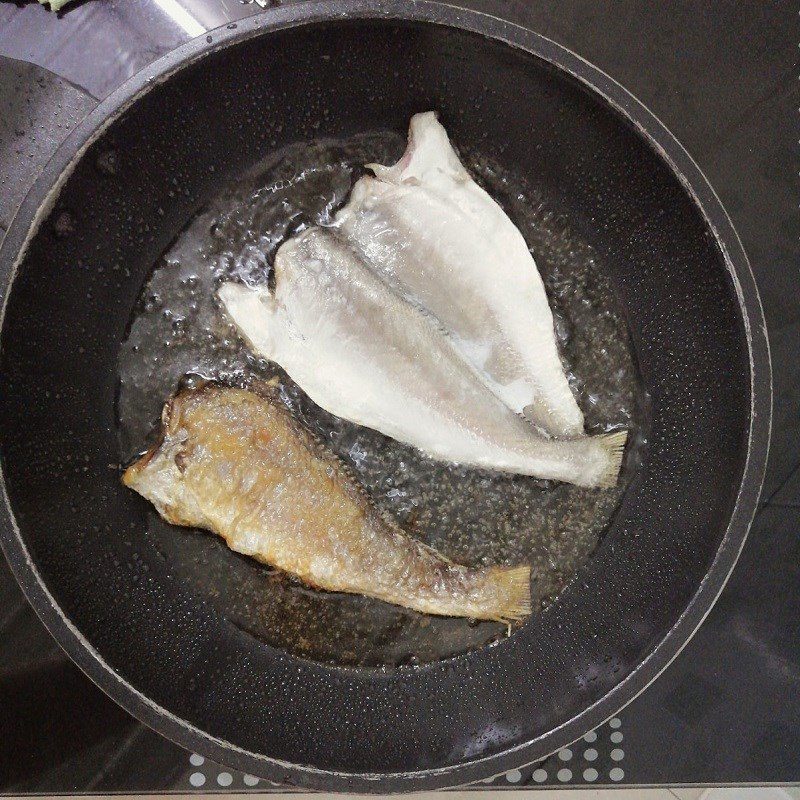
[117, 132, 642, 668]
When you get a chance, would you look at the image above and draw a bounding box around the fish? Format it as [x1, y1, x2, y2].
[335, 111, 585, 438]
[218, 227, 625, 488]
[122, 383, 532, 622]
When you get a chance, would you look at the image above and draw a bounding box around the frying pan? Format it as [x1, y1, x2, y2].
[0, 1, 770, 792]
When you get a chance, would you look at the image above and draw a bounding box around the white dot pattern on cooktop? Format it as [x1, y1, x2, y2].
[217, 772, 233, 787]
[188, 772, 205, 788]
[183, 717, 626, 789]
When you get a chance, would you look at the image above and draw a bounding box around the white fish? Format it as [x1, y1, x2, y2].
[335, 111, 584, 438]
[219, 228, 625, 487]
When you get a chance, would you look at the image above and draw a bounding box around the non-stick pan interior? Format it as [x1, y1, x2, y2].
[0, 16, 750, 784]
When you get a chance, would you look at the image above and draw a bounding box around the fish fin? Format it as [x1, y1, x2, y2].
[334, 175, 378, 224]
[595, 430, 629, 489]
[522, 402, 584, 439]
[218, 282, 279, 359]
[489, 564, 532, 621]
[122, 388, 189, 482]
[365, 161, 395, 182]
[368, 111, 468, 184]
[415, 538, 457, 566]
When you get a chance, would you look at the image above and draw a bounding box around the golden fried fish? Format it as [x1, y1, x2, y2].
[123, 384, 532, 622]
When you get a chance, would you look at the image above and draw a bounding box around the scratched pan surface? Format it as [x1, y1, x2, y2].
[0, 2, 769, 792]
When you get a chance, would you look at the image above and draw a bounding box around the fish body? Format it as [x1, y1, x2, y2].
[219, 228, 624, 487]
[337, 111, 584, 437]
[123, 384, 531, 621]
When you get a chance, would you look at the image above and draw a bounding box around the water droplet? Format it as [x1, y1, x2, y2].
[54, 211, 74, 238]
[96, 149, 118, 175]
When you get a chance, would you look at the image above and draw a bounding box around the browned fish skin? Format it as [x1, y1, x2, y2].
[123, 384, 531, 622]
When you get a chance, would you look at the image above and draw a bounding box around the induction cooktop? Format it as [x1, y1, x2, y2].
[0, 0, 797, 792]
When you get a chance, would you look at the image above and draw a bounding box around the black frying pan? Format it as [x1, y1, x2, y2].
[0, 1, 770, 792]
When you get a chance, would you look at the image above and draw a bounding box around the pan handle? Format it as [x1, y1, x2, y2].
[0, 0, 265, 247]
[0, 0, 266, 100]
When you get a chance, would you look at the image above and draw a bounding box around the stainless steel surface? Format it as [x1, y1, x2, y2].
[0, 0, 263, 100]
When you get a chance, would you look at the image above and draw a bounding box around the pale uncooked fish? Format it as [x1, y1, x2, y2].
[336, 111, 584, 437]
[123, 383, 532, 621]
[218, 228, 625, 487]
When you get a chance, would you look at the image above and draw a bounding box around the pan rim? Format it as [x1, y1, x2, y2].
[0, 0, 772, 792]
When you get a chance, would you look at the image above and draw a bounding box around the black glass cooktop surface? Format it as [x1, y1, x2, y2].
[0, 0, 796, 792]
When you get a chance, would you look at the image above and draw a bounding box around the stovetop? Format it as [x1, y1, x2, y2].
[0, 0, 797, 792]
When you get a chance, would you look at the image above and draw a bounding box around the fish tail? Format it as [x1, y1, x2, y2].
[595, 429, 629, 489]
[484, 564, 532, 621]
